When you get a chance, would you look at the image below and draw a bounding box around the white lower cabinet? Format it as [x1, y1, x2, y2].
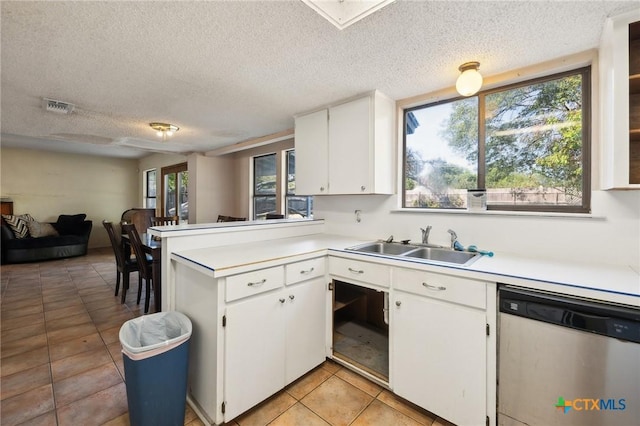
[223, 290, 286, 420]
[223, 260, 326, 421]
[392, 269, 488, 426]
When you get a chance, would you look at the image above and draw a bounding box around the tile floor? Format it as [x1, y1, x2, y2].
[1, 248, 454, 426]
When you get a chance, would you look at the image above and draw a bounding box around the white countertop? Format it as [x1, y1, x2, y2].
[172, 234, 640, 306]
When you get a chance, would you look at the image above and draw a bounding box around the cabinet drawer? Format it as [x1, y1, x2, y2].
[394, 268, 486, 309]
[329, 256, 390, 288]
[226, 266, 284, 302]
[285, 257, 325, 286]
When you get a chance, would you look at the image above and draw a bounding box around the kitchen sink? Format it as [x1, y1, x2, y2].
[346, 241, 481, 266]
[402, 247, 478, 265]
[347, 242, 419, 256]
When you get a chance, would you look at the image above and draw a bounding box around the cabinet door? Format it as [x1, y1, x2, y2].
[294, 109, 329, 195]
[393, 292, 486, 426]
[329, 96, 372, 194]
[224, 292, 285, 421]
[284, 277, 327, 384]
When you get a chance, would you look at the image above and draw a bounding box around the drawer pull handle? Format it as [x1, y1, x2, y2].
[422, 282, 446, 291]
[395, 301, 402, 307]
[348, 267, 364, 274]
[300, 267, 315, 275]
[279, 298, 286, 303]
[248, 279, 267, 287]
[289, 295, 295, 300]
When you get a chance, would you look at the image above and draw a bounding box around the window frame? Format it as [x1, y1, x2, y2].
[160, 162, 188, 221]
[285, 149, 313, 219]
[252, 153, 278, 220]
[402, 66, 591, 214]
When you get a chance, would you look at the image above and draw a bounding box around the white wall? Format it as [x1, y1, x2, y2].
[0, 148, 138, 248]
[187, 153, 235, 223]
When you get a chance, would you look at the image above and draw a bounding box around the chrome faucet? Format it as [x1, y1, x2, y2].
[385, 235, 394, 243]
[447, 229, 458, 249]
[420, 226, 432, 244]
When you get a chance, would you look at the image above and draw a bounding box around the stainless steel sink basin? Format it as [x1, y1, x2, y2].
[402, 247, 479, 265]
[347, 242, 418, 256]
[346, 241, 481, 266]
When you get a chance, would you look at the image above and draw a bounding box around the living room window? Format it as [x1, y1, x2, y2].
[144, 169, 156, 209]
[285, 150, 313, 219]
[253, 154, 277, 220]
[403, 67, 591, 213]
[161, 163, 188, 221]
[252, 150, 312, 220]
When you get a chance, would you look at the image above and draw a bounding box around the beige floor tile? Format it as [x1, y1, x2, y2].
[100, 324, 123, 345]
[269, 402, 330, 426]
[0, 312, 45, 332]
[301, 376, 373, 426]
[45, 311, 93, 332]
[321, 359, 342, 374]
[1, 321, 47, 344]
[46, 322, 98, 346]
[352, 399, 424, 426]
[51, 346, 113, 382]
[236, 391, 297, 426]
[376, 390, 436, 425]
[43, 299, 86, 316]
[0, 346, 50, 377]
[1, 333, 47, 359]
[334, 367, 383, 397]
[48, 332, 105, 361]
[432, 417, 456, 426]
[15, 410, 58, 426]
[1, 303, 44, 320]
[56, 382, 128, 426]
[0, 383, 55, 426]
[286, 365, 333, 400]
[53, 362, 123, 407]
[0, 363, 51, 401]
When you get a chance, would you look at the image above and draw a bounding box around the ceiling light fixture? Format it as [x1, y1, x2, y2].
[149, 122, 179, 139]
[456, 62, 483, 97]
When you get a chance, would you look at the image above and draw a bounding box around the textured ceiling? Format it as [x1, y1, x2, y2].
[1, 1, 637, 159]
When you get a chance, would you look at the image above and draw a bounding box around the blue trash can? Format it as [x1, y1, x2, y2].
[119, 311, 192, 426]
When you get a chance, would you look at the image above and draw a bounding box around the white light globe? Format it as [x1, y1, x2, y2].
[456, 65, 483, 97]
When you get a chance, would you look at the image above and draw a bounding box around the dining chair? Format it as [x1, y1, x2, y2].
[150, 215, 178, 226]
[122, 223, 154, 313]
[102, 220, 142, 304]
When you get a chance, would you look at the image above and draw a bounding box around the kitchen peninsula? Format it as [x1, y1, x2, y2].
[151, 219, 639, 426]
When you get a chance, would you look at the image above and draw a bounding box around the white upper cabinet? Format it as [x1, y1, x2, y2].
[294, 90, 395, 195]
[600, 9, 640, 189]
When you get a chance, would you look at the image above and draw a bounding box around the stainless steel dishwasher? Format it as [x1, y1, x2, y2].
[498, 285, 640, 426]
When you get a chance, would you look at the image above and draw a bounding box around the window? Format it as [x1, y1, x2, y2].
[144, 169, 156, 209]
[403, 67, 590, 213]
[253, 154, 277, 220]
[161, 163, 188, 221]
[285, 150, 313, 219]
[251, 150, 313, 220]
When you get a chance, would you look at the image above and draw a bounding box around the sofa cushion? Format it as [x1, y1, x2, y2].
[1, 214, 35, 238]
[4, 234, 86, 250]
[54, 214, 87, 234]
[27, 221, 59, 238]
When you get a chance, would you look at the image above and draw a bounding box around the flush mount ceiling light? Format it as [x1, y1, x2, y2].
[302, 0, 396, 30]
[456, 62, 483, 97]
[42, 98, 75, 114]
[149, 122, 179, 139]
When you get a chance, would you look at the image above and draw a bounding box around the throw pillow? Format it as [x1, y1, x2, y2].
[55, 214, 87, 234]
[27, 221, 59, 238]
[1, 214, 35, 238]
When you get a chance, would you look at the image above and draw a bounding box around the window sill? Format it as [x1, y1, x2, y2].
[391, 208, 605, 220]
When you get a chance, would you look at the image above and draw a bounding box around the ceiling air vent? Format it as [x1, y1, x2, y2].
[42, 98, 75, 114]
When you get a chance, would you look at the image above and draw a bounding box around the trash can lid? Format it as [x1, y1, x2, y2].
[119, 311, 192, 355]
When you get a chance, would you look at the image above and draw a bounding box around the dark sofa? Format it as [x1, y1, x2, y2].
[1, 214, 92, 264]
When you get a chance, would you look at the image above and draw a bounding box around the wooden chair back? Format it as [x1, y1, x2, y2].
[217, 215, 247, 222]
[103, 220, 125, 268]
[121, 224, 151, 281]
